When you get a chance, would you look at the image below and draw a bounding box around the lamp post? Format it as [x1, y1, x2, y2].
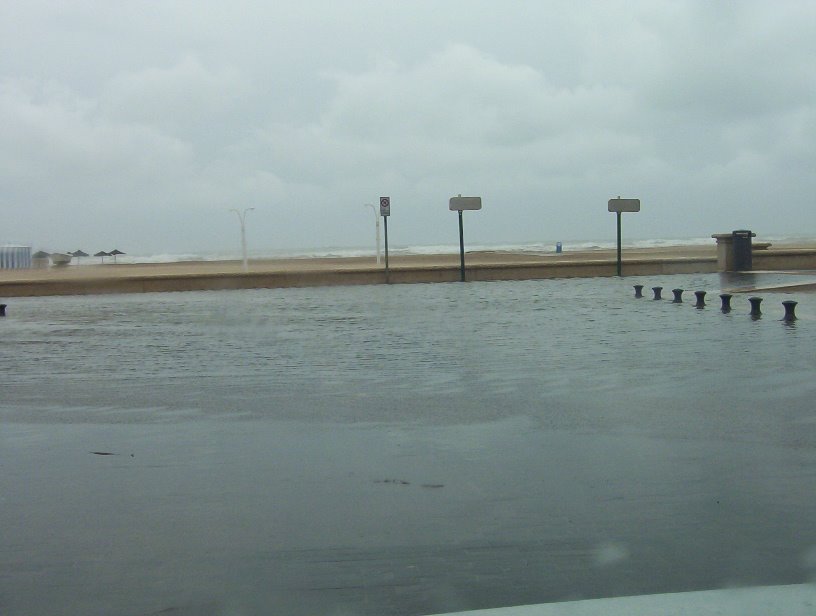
[364, 203, 381, 264]
[230, 207, 255, 271]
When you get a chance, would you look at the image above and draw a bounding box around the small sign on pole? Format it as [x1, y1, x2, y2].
[380, 196, 391, 278]
[450, 195, 482, 281]
[608, 198, 640, 213]
[608, 196, 640, 276]
[449, 196, 482, 211]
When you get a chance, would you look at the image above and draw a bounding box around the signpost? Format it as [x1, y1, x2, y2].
[380, 196, 390, 277]
[449, 195, 482, 282]
[608, 197, 640, 276]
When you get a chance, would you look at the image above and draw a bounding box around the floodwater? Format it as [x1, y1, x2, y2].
[1, 274, 815, 615]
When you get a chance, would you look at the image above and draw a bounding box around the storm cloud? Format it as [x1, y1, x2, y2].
[1, 1, 813, 254]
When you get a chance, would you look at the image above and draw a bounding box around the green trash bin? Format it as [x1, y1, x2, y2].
[732, 230, 753, 271]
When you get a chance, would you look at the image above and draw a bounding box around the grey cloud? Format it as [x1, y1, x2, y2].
[0, 79, 192, 195]
[101, 56, 248, 130]
[1, 1, 814, 252]
[322, 45, 637, 148]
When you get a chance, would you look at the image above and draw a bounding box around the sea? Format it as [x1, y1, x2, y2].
[44, 234, 814, 265]
[1, 267, 816, 615]
[4, 234, 816, 267]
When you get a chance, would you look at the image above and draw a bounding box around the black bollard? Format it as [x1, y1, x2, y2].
[652, 286, 663, 300]
[634, 285, 644, 298]
[694, 291, 706, 308]
[782, 300, 798, 322]
[671, 289, 683, 303]
[0, 304, 5, 317]
[720, 294, 733, 313]
[749, 297, 763, 318]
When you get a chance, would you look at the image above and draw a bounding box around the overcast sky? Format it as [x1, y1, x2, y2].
[1, 1, 814, 255]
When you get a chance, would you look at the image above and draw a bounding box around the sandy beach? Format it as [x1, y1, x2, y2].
[0, 244, 716, 277]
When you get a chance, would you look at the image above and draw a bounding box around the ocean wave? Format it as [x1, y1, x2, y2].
[64, 235, 813, 265]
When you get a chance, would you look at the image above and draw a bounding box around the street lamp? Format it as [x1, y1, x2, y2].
[364, 203, 381, 264]
[229, 207, 255, 271]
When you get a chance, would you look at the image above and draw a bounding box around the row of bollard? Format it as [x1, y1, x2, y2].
[633, 285, 798, 322]
[0, 292, 800, 321]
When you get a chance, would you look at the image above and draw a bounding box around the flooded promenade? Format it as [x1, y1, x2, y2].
[2, 275, 815, 615]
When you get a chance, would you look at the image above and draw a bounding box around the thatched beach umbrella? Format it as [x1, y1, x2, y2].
[109, 249, 125, 264]
[70, 250, 89, 264]
[94, 250, 110, 263]
[32, 250, 50, 268]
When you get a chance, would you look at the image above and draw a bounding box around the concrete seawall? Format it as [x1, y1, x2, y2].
[3, 246, 816, 298]
[753, 249, 816, 271]
[0, 256, 719, 297]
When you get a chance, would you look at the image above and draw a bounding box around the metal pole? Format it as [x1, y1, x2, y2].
[364, 204, 381, 264]
[616, 211, 622, 277]
[375, 215, 381, 265]
[240, 219, 248, 271]
[230, 207, 254, 272]
[383, 215, 389, 279]
[458, 210, 466, 282]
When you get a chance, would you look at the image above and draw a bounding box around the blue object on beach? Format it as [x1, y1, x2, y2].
[556, 242, 562, 253]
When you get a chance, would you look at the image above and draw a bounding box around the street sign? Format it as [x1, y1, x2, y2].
[449, 196, 482, 211]
[608, 198, 640, 213]
[608, 196, 641, 276]
[380, 196, 390, 217]
[449, 195, 483, 282]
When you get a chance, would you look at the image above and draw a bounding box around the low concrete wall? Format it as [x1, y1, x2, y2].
[0, 256, 719, 297]
[753, 249, 816, 271]
[470, 257, 716, 281]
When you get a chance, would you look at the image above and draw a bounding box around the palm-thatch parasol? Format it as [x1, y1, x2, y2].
[94, 251, 110, 263]
[70, 250, 89, 264]
[32, 250, 50, 268]
[109, 249, 125, 264]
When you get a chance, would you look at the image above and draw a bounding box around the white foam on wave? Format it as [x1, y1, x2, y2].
[80, 235, 813, 265]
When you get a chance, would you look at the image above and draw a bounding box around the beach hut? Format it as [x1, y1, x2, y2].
[109, 249, 125, 263]
[94, 251, 110, 263]
[50, 253, 72, 266]
[0, 245, 32, 269]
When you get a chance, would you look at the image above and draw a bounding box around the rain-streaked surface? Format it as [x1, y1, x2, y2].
[2, 274, 815, 615]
